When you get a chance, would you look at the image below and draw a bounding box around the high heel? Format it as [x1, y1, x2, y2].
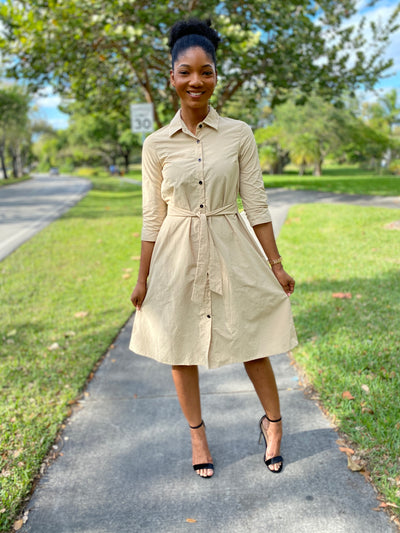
[189, 420, 214, 478]
[258, 414, 283, 473]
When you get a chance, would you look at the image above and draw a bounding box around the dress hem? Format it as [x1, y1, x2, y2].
[129, 340, 299, 370]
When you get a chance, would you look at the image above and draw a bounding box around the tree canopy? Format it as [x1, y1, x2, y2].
[1, 0, 399, 127]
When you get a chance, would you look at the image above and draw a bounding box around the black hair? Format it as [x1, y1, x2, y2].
[168, 18, 220, 68]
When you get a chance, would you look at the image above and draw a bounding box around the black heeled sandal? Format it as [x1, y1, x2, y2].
[189, 420, 214, 478]
[258, 414, 283, 473]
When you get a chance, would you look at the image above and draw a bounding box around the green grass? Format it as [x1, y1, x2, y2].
[279, 204, 400, 515]
[1, 168, 399, 529]
[0, 177, 142, 531]
[0, 176, 31, 188]
[263, 166, 400, 196]
[74, 167, 142, 180]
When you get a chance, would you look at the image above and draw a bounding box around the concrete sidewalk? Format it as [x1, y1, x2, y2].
[19, 194, 399, 533]
[20, 320, 396, 533]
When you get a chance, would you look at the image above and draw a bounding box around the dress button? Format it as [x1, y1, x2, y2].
[198, 158, 201, 162]
[207, 314, 211, 318]
[200, 204, 204, 208]
[199, 124, 203, 128]
[199, 180, 203, 185]
[197, 140, 200, 144]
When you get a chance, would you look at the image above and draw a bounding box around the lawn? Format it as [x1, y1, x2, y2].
[0, 176, 31, 188]
[279, 203, 400, 519]
[263, 166, 400, 196]
[0, 176, 142, 531]
[0, 170, 399, 530]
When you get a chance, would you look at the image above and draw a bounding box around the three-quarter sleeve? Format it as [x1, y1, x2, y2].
[238, 124, 272, 227]
[141, 136, 167, 241]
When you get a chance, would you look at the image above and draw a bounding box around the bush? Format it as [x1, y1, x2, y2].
[388, 159, 400, 175]
[75, 167, 100, 177]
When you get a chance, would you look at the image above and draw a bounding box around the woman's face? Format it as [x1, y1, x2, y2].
[170, 46, 217, 112]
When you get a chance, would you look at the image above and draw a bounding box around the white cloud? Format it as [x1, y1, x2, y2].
[30, 86, 70, 129]
[46, 116, 69, 129]
[32, 86, 62, 108]
[344, 3, 400, 68]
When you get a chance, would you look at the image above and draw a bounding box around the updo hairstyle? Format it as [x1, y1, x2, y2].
[168, 18, 221, 69]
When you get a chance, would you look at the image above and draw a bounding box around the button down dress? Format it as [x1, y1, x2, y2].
[130, 107, 297, 368]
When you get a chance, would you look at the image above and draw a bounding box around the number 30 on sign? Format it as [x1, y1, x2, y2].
[130, 103, 154, 134]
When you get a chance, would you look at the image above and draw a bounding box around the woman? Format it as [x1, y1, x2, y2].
[130, 18, 297, 478]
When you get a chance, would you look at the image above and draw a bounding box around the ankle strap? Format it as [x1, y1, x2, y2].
[265, 415, 282, 423]
[189, 420, 204, 430]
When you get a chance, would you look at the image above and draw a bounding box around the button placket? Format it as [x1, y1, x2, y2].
[196, 135, 205, 210]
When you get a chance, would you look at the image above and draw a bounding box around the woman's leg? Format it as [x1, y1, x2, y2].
[244, 357, 282, 471]
[171, 365, 213, 477]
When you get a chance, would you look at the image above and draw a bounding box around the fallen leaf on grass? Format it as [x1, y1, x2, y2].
[347, 456, 364, 472]
[131, 256, 141, 260]
[339, 446, 355, 455]
[332, 292, 352, 299]
[48, 342, 60, 351]
[13, 520, 23, 531]
[384, 220, 400, 230]
[342, 391, 355, 400]
[373, 502, 400, 511]
[74, 311, 88, 318]
[186, 518, 197, 523]
[380, 502, 399, 508]
[361, 384, 370, 394]
[122, 273, 131, 279]
[132, 232, 140, 238]
[7, 329, 17, 337]
[361, 407, 374, 414]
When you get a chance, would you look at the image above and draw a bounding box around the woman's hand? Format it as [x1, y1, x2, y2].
[130, 281, 147, 310]
[271, 264, 295, 296]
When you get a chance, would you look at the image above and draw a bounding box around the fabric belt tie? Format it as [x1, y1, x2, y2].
[167, 202, 238, 303]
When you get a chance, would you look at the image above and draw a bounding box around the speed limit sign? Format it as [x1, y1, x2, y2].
[130, 103, 154, 133]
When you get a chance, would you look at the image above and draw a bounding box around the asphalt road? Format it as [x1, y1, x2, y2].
[0, 174, 91, 262]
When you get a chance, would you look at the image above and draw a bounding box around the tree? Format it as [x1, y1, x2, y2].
[1, 1, 399, 127]
[64, 105, 142, 171]
[288, 133, 321, 176]
[361, 89, 400, 167]
[272, 96, 357, 175]
[0, 84, 31, 179]
[254, 124, 289, 174]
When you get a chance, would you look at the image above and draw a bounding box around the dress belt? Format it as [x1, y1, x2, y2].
[167, 202, 238, 303]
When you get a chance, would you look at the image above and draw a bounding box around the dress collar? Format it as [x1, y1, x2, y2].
[168, 106, 220, 137]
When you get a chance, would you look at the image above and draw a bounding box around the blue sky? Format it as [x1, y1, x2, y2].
[3, 1, 399, 129]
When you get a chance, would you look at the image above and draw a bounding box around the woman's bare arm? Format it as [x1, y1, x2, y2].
[130, 241, 155, 309]
[253, 222, 295, 296]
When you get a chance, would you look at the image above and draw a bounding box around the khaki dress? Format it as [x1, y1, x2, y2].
[130, 107, 297, 368]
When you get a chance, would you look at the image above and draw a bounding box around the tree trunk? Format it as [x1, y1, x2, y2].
[123, 152, 130, 173]
[299, 161, 306, 176]
[0, 142, 8, 180]
[12, 151, 18, 178]
[10, 144, 23, 178]
[313, 159, 323, 176]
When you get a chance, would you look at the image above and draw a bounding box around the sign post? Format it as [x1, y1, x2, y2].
[130, 103, 154, 143]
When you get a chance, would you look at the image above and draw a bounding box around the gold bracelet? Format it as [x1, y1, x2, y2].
[269, 256, 282, 266]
